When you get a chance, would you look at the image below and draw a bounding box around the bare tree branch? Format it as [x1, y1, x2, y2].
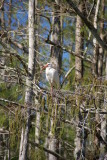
[44, 38, 93, 63]
[87, 0, 95, 19]
[29, 141, 66, 160]
[0, 0, 4, 10]
[0, 30, 28, 54]
[0, 39, 28, 74]
[61, 65, 75, 88]
[66, 0, 107, 50]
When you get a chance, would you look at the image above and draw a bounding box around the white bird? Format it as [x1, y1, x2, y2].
[42, 62, 60, 97]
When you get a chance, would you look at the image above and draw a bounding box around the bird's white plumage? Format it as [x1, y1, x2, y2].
[45, 63, 60, 88]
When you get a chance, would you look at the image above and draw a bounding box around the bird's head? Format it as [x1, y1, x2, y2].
[42, 63, 51, 70]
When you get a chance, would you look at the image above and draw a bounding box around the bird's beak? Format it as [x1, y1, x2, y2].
[42, 64, 48, 70]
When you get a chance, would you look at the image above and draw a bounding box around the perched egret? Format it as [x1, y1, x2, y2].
[42, 62, 60, 96]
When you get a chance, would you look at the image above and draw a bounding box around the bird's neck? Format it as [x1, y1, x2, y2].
[46, 66, 51, 71]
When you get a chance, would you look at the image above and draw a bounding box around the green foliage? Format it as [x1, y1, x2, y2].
[0, 0, 106, 159]
[0, 83, 22, 101]
[9, 107, 22, 154]
[0, 110, 8, 128]
[29, 147, 46, 160]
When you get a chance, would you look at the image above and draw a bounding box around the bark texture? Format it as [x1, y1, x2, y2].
[19, 0, 35, 159]
[75, 2, 84, 81]
[0, 0, 5, 81]
[74, 1, 85, 160]
[98, 0, 104, 76]
[48, 1, 62, 160]
[48, 102, 59, 160]
[34, 0, 41, 146]
[50, 0, 62, 70]
[93, 0, 100, 76]
[99, 1, 107, 159]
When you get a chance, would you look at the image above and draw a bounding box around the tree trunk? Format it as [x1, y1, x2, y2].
[98, 1, 107, 159]
[0, 0, 5, 81]
[105, 56, 107, 80]
[35, 107, 40, 144]
[19, 0, 35, 159]
[93, 0, 100, 76]
[66, 0, 107, 50]
[74, 1, 85, 160]
[48, 108, 58, 160]
[50, 0, 62, 70]
[75, 5, 84, 81]
[34, 0, 41, 147]
[92, 1, 101, 159]
[98, 0, 105, 77]
[48, 1, 62, 160]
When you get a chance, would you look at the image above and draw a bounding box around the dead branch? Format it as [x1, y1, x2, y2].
[66, 0, 107, 50]
[0, 39, 28, 74]
[29, 140, 66, 160]
[0, 0, 4, 10]
[61, 65, 75, 88]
